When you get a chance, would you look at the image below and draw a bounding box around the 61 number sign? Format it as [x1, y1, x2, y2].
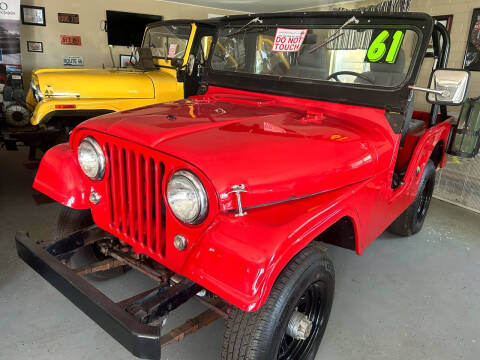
[366, 29, 405, 64]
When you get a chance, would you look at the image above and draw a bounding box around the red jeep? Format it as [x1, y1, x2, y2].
[17, 12, 476, 360]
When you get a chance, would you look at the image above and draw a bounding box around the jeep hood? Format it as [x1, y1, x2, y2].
[75, 91, 387, 210]
[32, 68, 172, 99]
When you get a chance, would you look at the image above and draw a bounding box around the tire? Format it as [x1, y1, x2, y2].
[388, 160, 436, 236]
[56, 207, 129, 280]
[222, 242, 335, 360]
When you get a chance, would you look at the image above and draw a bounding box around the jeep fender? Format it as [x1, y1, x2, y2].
[33, 144, 91, 209]
[181, 181, 367, 312]
[30, 99, 119, 126]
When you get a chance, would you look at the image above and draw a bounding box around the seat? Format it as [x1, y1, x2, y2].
[355, 50, 406, 87]
[287, 34, 329, 80]
[406, 119, 425, 134]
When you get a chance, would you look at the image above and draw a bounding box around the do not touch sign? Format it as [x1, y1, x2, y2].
[272, 28, 308, 52]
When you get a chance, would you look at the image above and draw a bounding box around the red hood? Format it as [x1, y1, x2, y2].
[74, 89, 390, 210]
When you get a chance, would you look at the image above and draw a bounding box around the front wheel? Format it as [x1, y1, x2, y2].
[222, 242, 334, 360]
[56, 207, 129, 280]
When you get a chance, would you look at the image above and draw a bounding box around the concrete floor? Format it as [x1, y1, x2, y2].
[1, 147, 479, 360]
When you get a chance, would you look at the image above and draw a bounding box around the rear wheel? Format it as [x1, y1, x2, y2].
[222, 242, 334, 360]
[56, 207, 129, 280]
[389, 160, 436, 236]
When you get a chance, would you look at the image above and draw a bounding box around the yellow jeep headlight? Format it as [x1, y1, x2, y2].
[30, 78, 43, 102]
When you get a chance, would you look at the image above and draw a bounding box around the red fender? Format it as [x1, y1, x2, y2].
[33, 144, 91, 209]
[181, 181, 366, 312]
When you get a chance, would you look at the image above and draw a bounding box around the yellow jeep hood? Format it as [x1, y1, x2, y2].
[33, 68, 172, 99]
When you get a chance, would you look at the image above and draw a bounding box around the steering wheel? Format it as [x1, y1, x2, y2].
[327, 71, 374, 84]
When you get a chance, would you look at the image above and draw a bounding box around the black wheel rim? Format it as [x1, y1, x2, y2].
[277, 281, 327, 360]
[416, 176, 434, 225]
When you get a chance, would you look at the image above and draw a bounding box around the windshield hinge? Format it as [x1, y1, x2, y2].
[384, 107, 404, 134]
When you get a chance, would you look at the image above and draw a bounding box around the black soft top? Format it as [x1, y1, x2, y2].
[146, 18, 220, 29]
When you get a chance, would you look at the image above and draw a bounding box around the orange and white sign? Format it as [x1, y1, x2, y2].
[60, 35, 82, 46]
[272, 28, 307, 52]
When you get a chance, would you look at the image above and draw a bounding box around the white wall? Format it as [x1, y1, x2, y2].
[19, 0, 241, 81]
[410, 0, 480, 111]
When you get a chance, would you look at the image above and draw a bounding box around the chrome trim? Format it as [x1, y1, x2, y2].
[227, 184, 248, 217]
[173, 234, 187, 251]
[409, 85, 449, 97]
[89, 191, 101, 204]
[30, 79, 43, 102]
[286, 311, 313, 341]
[44, 85, 80, 98]
[241, 177, 374, 212]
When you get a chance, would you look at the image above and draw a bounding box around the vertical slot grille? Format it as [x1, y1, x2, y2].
[106, 142, 166, 256]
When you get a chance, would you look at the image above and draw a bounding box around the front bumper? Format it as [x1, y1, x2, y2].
[15, 231, 162, 360]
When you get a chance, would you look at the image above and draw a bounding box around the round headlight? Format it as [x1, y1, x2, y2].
[77, 137, 105, 180]
[30, 79, 43, 102]
[167, 170, 208, 224]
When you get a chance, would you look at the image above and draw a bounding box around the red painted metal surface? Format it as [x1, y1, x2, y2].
[33, 86, 451, 312]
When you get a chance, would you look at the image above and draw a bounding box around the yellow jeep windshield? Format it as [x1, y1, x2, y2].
[143, 24, 191, 59]
[211, 25, 419, 88]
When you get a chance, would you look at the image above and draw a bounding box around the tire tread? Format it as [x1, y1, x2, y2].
[222, 242, 334, 360]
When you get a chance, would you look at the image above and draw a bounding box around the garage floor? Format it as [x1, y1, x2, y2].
[1, 147, 479, 360]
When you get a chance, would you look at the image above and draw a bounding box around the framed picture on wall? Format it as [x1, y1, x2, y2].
[21, 5, 46, 26]
[463, 8, 480, 71]
[26, 41, 43, 53]
[426, 15, 453, 57]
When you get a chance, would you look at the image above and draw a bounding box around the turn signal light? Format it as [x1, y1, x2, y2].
[55, 104, 76, 109]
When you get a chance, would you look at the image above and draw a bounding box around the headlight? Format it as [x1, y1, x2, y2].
[30, 78, 43, 102]
[167, 170, 208, 224]
[77, 137, 105, 180]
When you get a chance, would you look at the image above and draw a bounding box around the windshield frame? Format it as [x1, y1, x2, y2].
[204, 12, 434, 112]
[142, 22, 193, 61]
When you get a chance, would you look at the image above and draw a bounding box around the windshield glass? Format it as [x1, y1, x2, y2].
[143, 24, 191, 59]
[211, 24, 419, 88]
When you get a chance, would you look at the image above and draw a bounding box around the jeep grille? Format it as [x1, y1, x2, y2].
[105, 142, 166, 256]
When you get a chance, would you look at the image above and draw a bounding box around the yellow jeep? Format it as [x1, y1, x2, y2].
[25, 20, 217, 148]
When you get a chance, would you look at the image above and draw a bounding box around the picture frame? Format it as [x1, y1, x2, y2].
[119, 54, 136, 68]
[463, 8, 480, 71]
[26, 41, 43, 53]
[58, 13, 79, 24]
[20, 5, 46, 26]
[425, 15, 453, 58]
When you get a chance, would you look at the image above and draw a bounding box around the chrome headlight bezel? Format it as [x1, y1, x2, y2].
[166, 170, 208, 225]
[77, 136, 105, 180]
[30, 78, 43, 102]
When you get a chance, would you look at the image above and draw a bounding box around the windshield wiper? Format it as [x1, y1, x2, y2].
[309, 16, 359, 53]
[225, 17, 264, 37]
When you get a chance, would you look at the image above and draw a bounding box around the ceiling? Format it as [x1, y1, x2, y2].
[160, 0, 359, 13]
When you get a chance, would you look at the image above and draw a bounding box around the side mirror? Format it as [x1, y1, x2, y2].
[426, 69, 471, 106]
[187, 54, 196, 76]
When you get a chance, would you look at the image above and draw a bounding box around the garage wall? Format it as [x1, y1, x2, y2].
[410, 0, 480, 111]
[19, 0, 241, 83]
